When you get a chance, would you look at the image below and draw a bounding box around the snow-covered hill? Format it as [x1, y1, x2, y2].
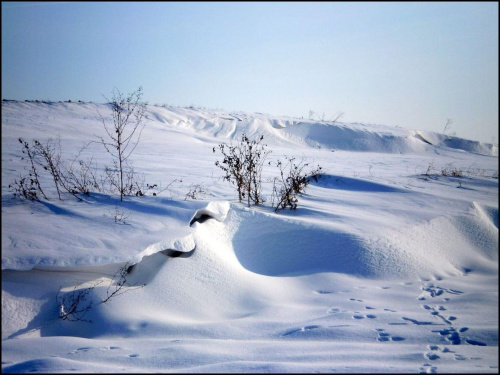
[2, 100, 498, 373]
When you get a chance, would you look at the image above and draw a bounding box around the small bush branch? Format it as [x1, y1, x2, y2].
[441, 163, 463, 178]
[107, 205, 130, 224]
[57, 280, 103, 323]
[185, 183, 207, 200]
[56, 262, 146, 323]
[31, 138, 63, 199]
[11, 138, 48, 200]
[102, 262, 146, 303]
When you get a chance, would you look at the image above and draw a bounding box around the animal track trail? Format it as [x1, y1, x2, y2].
[352, 314, 377, 320]
[349, 298, 363, 302]
[68, 345, 122, 355]
[374, 328, 405, 342]
[418, 344, 458, 373]
[419, 282, 486, 346]
[415, 278, 488, 373]
[418, 284, 464, 301]
[346, 296, 381, 320]
[421, 304, 456, 325]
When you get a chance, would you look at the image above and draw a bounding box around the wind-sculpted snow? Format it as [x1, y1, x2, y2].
[131, 234, 195, 265]
[2, 101, 496, 156]
[189, 200, 230, 226]
[411, 130, 498, 156]
[1, 195, 200, 271]
[473, 202, 499, 230]
[192, 202, 498, 280]
[1, 101, 498, 373]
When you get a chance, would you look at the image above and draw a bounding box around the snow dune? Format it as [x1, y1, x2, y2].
[1, 101, 498, 373]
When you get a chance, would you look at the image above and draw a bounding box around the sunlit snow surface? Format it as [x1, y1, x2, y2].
[2, 101, 498, 373]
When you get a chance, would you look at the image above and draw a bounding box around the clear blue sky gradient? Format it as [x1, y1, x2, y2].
[2, 2, 498, 143]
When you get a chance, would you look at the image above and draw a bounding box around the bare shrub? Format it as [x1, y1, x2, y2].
[31, 138, 63, 199]
[107, 206, 130, 225]
[272, 157, 322, 213]
[421, 161, 436, 180]
[8, 175, 40, 200]
[59, 156, 101, 199]
[57, 262, 146, 323]
[214, 134, 270, 207]
[148, 179, 182, 197]
[441, 163, 463, 178]
[96, 87, 147, 201]
[10, 137, 105, 201]
[443, 118, 453, 135]
[10, 138, 48, 200]
[185, 183, 206, 200]
[57, 280, 103, 323]
[330, 111, 344, 123]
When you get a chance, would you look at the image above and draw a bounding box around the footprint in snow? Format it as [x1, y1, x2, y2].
[327, 307, 341, 314]
[428, 345, 453, 353]
[352, 312, 376, 319]
[419, 284, 464, 300]
[422, 304, 456, 324]
[418, 364, 437, 373]
[375, 329, 405, 342]
[424, 352, 440, 360]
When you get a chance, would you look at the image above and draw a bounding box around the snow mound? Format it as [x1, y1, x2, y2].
[2, 101, 496, 156]
[473, 201, 499, 230]
[146, 105, 496, 156]
[411, 131, 498, 156]
[220, 206, 496, 279]
[369, 204, 499, 279]
[1, 356, 121, 373]
[189, 201, 230, 226]
[1, 196, 199, 271]
[131, 234, 195, 265]
[46, 200, 498, 331]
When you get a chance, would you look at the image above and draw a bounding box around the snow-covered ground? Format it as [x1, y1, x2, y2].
[2, 100, 498, 373]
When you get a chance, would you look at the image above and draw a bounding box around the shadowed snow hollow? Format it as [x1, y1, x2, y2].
[93, 200, 498, 328]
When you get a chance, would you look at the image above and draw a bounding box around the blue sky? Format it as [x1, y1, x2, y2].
[2, 2, 498, 143]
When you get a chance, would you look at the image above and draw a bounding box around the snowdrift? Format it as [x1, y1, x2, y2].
[1, 100, 498, 373]
[411, 130, 498, 156]
[2, 101, 497, 156]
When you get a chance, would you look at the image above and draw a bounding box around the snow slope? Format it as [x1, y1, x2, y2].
[2, 101, 498, 373]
